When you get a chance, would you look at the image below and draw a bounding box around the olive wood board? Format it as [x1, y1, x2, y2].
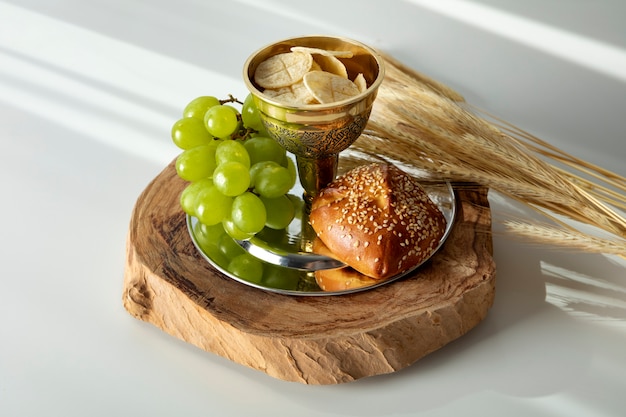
[122, 160, 496, 385]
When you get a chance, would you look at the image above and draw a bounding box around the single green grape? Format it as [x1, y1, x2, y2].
[175, 143, 218, 182]
[254, 164, 294, 198]
[212, 161, 250, 197]
[171, 117, 213, 150]
[217, 231, 247, 258]
[241, 93, 263, 131]
[195, 184, 233, 226]
[204, 244, 230, 269]
[183, 96, 220, 119]
[204, 105, 240, 139]
[262, 264, 300, 290]
[227, 253, 264, 283]
[249, 161, 281, 188]
[244, 136, 286, 165]
[179, 178, 213, 216]
[194, 221, 226, 245]
[261, 195, 295, 229]
[222, 216, 255, 241]
[215, 139, 250, 168]
[231, 192, 266, 234]
[192, 222, 229, 268]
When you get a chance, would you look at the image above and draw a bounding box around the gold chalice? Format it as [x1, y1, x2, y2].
[243, 35, 385, 201]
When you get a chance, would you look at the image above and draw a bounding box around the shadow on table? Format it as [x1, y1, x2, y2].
[269, 234, 626, 416]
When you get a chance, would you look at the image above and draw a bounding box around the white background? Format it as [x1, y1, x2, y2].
[1, 1, 625, 416]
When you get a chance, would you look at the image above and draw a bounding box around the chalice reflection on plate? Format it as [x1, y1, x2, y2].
[242, 36, 385, 268]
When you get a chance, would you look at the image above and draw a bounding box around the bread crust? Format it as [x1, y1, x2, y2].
[309, 163, 446, 280]
[312, 238, 379, 291]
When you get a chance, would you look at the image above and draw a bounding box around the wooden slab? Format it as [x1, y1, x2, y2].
[122, 161, 496, 384]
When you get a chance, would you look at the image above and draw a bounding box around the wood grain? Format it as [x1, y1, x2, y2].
[122, 161, 496, 384]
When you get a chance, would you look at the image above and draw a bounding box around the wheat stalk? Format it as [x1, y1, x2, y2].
[503, 220, 626, 257]
[471, 106, 626, 207]
[346, 53, 626, 255]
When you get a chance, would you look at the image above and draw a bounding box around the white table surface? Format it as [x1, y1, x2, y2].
[2, 1, 625, 416]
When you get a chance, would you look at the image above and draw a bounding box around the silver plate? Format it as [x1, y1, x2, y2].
[186, 180, 456, 296]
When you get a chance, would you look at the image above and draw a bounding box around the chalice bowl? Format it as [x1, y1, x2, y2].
[243, 35, 385, 202]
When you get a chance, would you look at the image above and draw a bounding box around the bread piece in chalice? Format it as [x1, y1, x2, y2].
[309, 162, 447, 282]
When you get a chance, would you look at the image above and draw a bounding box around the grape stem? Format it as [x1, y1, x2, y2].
[219, 94, 243, 105]
[219, 94, 259, 141]
[231, 126, 258, 141]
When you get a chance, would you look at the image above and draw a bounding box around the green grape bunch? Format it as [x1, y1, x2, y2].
[170, 94, 299, 283]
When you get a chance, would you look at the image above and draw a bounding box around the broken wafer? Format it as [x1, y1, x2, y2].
[291, 46, 349, 78]
[354, 73, 367, 93]
[312, 54, 348, 78]
[303, 70, 361, 103]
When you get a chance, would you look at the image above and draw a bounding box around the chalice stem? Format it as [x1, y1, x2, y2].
[296, 154, 338, 253]
[296, 154, 338, 202]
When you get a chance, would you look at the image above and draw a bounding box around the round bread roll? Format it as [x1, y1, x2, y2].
[309, 162, 447, 280]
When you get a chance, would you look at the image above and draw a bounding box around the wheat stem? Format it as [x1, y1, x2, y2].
[503, 220, 626, 256]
